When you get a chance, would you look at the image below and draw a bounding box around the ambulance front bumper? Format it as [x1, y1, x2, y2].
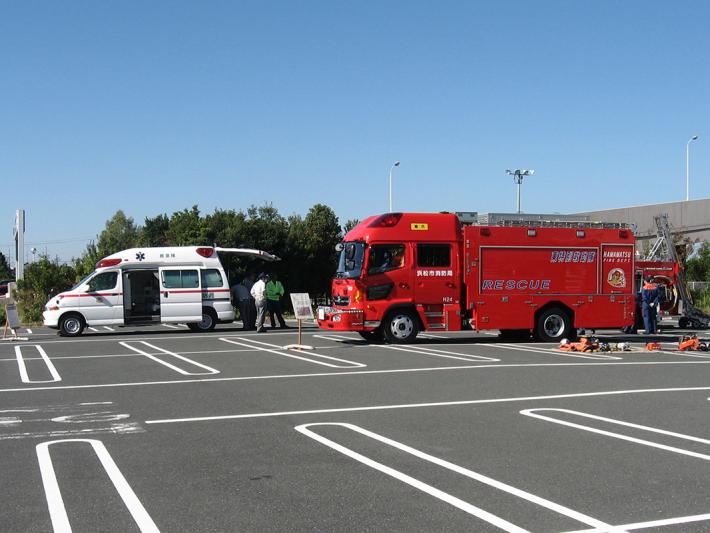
[316, 306, 379, 332]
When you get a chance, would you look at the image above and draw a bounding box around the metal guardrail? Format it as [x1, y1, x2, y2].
[688, 282, 710, 292]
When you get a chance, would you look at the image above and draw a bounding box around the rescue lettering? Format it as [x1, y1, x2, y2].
[482, 279, 551, 291]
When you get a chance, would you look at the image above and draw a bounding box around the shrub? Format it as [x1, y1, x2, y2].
[15, 257, 76, 324]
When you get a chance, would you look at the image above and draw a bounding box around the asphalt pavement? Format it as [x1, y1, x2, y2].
[2, 322, 710, 532]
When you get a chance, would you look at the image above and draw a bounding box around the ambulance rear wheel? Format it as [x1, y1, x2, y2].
[383, 310, 419, 344]
[535, 308, 572, 342]
[188, 309, 217, 332]
[59, 314, 85, 337]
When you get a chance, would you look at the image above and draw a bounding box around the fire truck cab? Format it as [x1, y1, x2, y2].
[317, 212, 636, 343]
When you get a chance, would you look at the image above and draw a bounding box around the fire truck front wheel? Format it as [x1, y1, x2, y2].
[535, 307, 573, 342]
[383, 310, 419, 344]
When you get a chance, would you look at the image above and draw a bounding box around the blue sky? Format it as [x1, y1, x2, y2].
[2, 1, 708, 264]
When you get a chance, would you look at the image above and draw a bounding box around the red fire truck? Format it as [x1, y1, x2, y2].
[317, 212, 636, 343]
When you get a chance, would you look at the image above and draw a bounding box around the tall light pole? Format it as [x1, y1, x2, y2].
[686, 135, 699, 201]
[505, 169, 535, 214]
[388, 161, 400, 212]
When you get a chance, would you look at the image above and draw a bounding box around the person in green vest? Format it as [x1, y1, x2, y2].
[265, 272, 288, 328]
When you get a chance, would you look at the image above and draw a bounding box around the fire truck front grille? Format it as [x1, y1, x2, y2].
[333, 295, 350, 306]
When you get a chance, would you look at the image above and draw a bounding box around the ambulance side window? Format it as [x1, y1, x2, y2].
[367, 244, 405, 274]
[417, 244, 450, 267]
[87, 272, 118, 292]
[201, 269, 224, 288]
[162, 270, 200, 289]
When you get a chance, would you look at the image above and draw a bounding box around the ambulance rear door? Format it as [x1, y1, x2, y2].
[159, 267, 203, 322]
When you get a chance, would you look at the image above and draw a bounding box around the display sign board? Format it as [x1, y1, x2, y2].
[290, 293, 314, 321]
[5, 304, 21, 329]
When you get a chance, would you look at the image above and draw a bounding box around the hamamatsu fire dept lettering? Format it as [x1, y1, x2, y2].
[317, 212, 635, 344]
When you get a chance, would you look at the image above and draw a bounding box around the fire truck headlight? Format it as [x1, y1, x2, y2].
[353, 290, 362, 303]
[332, 314, 341, 323]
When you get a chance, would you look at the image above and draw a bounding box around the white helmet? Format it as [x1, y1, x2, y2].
[560, 338, 570, 345]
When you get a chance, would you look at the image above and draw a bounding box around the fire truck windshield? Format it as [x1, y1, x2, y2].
[336, 242, 365, 278]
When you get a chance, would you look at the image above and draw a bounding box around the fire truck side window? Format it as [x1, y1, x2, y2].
[416, 244, 450, 267]
[367, 244, 405, 274]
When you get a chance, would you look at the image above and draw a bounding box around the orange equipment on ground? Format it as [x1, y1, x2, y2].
[559, 336, 600, 352]
[678, 335, 701, 351]
[645, 342, 662, 351]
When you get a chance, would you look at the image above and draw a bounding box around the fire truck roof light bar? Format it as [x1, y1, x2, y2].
[369, 213, 403, 228]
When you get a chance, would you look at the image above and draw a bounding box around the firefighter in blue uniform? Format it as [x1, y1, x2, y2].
[641, 275, 660, 334]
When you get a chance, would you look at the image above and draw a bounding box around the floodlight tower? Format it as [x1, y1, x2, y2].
[505, 169, 535, 214]
[388, 160, 400, 212]
[686, 135, 699, 201]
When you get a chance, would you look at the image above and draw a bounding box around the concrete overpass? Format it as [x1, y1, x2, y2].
[574, 198, 710, 243]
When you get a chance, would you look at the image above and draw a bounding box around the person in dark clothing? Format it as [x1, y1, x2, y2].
[641, 275, 660, 334]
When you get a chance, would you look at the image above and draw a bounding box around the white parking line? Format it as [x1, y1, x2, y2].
[26, 328, 33, 334]
[385, 345, 500, 362]
[660, 350, 710, 359]
[15, 345, 61, 383]
[312, 334, 360, 343]
[102, 326, 115, 332]
[3, 361, 710, 395]
[162, 324, 180, 329]
[88, 327, 100, 332]
[120, 341, 220, 375]
[561, 512, 710, 532]
[521, 408, 710, 461]
[296, 423, 622, 533]
[145, 384, 710, 425]
[36, 439, 159, 532]
[419, 333, 448, 339]
[220, 337, 365, 368]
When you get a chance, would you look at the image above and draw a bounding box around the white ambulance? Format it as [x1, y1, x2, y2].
[43, 246, 279, 336]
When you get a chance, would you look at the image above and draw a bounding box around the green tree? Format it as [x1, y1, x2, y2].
[97, 210, 139, 257]
[15, 256, 76, 323]
[167, 206, 207, 245]
[285, 204, 341, 299]
[0, 252, 12, 279]
[342, 219, 359, 234]
[139, 214, 170, 246]
[686, 242, 710, 281]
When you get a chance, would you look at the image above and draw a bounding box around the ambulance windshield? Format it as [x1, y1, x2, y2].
[336, 242, 365, 279]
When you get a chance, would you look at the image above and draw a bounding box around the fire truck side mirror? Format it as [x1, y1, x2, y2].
[335, 243, 344, 252]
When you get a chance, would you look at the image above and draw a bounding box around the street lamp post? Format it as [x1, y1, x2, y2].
[389, 161, 400, 212]
[505, 169, 535, 213]
[686, 135, 699, 201]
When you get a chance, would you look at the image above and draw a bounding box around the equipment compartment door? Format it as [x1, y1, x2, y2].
[414, 243, 459, 306]
[158, 267, 202, 322]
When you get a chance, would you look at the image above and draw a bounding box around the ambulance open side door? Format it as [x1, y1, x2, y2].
[158, 267, 203, 322]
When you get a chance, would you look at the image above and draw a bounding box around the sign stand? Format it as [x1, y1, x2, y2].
[283, 293, 314, 351]
[2, 303, 28, 341]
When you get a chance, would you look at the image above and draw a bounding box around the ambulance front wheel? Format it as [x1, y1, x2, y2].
[535, 307, 573, 342]
[59, 314, 85, 337]
[383, 310, 419, 344]
[188, 309, 217, 332]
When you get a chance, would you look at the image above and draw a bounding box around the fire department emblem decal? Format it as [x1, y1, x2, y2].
[607, 268, 626, 288]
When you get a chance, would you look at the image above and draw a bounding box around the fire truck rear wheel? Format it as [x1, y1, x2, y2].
[383, 310, 419, 344]
[535, 308, 572, 342]
[678, 317, 689, 329]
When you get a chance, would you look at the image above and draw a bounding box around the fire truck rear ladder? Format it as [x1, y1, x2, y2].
[646, 214, 709, 328]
